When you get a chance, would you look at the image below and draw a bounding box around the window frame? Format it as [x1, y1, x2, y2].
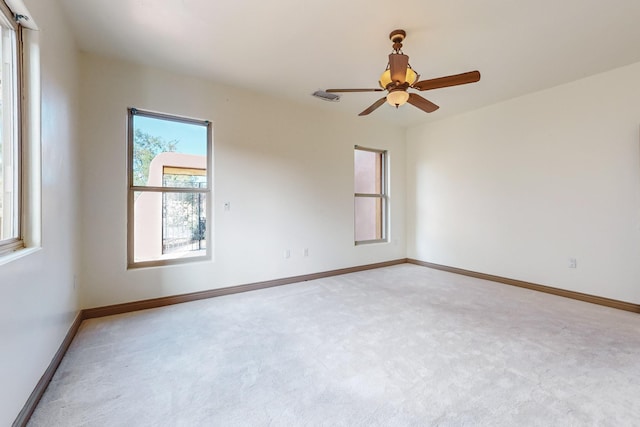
[354, 145, 388, 245]
[0, 1, 23, 256]
[127, 107, 212, 268]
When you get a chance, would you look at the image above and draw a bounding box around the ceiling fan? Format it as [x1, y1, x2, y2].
[326, 29, 481, 116]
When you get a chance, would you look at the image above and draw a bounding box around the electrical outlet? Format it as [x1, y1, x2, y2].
[223, 202, 231, 211]
[303, 248, 309, 257]
[284, 249, 290, 259]
[569, 258, 577, 268]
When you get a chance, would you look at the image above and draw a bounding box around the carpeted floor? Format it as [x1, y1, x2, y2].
[29, 264, 640, 426]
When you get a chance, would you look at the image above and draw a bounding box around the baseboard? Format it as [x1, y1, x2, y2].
[407, 258, 640, 314]
[12, 312, 83, 427]
[83, 258, 408, 319]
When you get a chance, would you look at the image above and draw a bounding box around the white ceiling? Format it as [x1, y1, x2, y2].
[58, 0, 640, 127]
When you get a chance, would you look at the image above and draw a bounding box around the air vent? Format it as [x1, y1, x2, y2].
[312, 90, 340, 102]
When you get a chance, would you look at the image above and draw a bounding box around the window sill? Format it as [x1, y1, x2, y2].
[355, 239, 389, 246]
[0, 246, 41, 266]
[127, 253, 211, 270]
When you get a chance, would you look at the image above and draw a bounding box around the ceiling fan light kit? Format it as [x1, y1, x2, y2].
[379, 67, 418, 91]
[386, 89, 409, 107]
[325, 29, 481, 116]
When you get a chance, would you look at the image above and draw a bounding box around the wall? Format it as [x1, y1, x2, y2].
[78, 53, 406, 308]
[0, 0, 80, 424]
[407, 62, 640, 304]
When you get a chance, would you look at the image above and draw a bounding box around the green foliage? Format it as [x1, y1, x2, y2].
[132, 129, 178, 186]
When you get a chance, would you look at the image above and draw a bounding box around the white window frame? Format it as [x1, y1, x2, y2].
[0, 0, 23, 256]
[127, 107, 212, 269]
[354, 145, 388, 245]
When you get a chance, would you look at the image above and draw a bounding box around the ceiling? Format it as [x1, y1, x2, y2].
[58, 0, 640, 127]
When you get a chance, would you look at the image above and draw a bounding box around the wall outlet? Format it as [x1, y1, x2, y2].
[284, 249, 290, 259]
[223, 202, 231, 211]
[303, 248, 309, 257]
[569, 258, 577, 268]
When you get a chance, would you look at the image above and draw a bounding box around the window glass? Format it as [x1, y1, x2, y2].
[132, 115, 208, 187]
[132, 191, 207, 263]
[354, 149, 381, 194]
[354, 196, 384, 241]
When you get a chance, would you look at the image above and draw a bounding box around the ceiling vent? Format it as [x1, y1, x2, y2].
[312, 90, 340, 102]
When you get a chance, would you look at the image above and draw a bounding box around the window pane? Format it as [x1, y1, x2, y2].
[0, 23, 18, 243]
[355, 196, 383, 241]
[132, 115, 208, 187]
[128, 109, 211, 267]
[354, 149, 382, 194]
[133, 191, 207, 263]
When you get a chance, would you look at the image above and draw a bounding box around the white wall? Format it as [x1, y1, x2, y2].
[78, 53, 406, 308]
[0, 0, 80, 424]
[407, 62, 640, 304]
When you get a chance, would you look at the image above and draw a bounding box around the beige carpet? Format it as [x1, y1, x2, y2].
[29, 264, 640, 426]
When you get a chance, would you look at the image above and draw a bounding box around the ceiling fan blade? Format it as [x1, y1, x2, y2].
[326, 88, 384, 93]
[358, 97, 387, 116]
[413, 70, 481, 91]
[407, 93, 439, 113]
[389, 53, 409, 85]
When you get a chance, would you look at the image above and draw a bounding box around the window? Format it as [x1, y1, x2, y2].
[0, 1, 23, 256]
[128, 108, 211, 268]
[354, 146, 387, 244]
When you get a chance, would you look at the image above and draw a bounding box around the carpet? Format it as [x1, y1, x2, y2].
[28, 264, 640, 426]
